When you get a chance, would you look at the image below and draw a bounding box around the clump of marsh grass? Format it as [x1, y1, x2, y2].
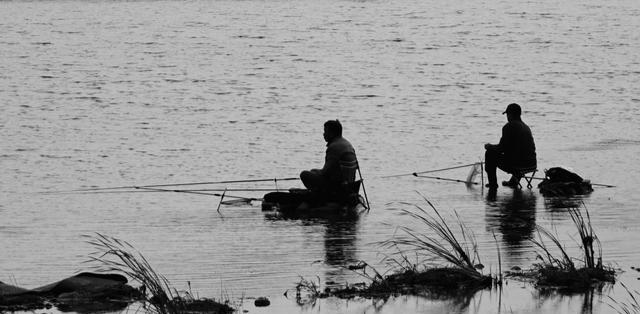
[526, 205, 615, 291]
[84, 233, 233, 314]
[384, 200, 484, 277]
[377, 197, 494, 291]
[327, 195, 496, 298]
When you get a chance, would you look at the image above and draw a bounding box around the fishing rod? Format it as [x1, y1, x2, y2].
[46, 177, 299, 193]
[55, 186, 261, 200]
[46, 188, 283, 195]
[381, 162, 481, 178]
[162, 188, 280, 192]
[63, 190, 162, 194]
[413, 174, 478, 185]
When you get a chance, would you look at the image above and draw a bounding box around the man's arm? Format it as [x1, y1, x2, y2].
[485, 126, 503, 150]
[493, 124, 513, 152]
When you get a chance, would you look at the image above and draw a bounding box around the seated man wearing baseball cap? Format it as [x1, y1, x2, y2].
[484, 103, 537, 189]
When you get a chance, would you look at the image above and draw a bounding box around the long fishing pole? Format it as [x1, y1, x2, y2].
[381, 162, 481, 178]
[58, 188, 259, 199]
[167, 188, 280, 192]
[413, 174, 478, 185]
[62, 190, 162, 194]
[48, 188, 282, 195]
[48, 177, 299, 193]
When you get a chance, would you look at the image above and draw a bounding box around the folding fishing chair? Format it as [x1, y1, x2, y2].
[511, 166, 538, 189]
[339, 159, 370, 210]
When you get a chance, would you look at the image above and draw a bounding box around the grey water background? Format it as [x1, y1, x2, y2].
[1, 0, 640, 312]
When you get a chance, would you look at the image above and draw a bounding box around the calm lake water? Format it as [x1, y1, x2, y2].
[1, 0, 640, 313]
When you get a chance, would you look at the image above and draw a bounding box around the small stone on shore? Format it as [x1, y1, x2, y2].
[254, 297, 270, 307]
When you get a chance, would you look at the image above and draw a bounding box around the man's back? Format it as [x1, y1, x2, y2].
[323, 136, 357, 184]
[499, 120, 536, 168]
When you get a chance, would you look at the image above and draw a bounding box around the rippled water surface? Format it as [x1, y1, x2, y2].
[2, 0, 640, 313]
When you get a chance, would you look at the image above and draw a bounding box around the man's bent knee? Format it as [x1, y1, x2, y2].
[300, 170, 314, 182]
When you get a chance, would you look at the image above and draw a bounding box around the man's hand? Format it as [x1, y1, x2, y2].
[484, 143, 492, 150]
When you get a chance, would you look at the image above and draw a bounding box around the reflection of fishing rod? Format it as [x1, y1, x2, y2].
[132, 186, 261, 200]
[131, 187, 261, 212]
[529, 177, 615, 188]
[413, 174, 478, 185]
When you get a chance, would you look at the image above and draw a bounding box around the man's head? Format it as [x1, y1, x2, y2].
[503, 103, 522, 121]
[323, 119, 342, 142]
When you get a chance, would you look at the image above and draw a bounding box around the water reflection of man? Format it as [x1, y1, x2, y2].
[323, 218, 359, 290]
[300, 120, 357, 197]
[484, 103, 537, 189]
[324, 218, 358, 267]
[485, 189, 537, 256]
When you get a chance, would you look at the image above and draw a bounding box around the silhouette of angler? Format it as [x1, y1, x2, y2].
[484, 103, 537, 188]
[300, 120, 357, 198]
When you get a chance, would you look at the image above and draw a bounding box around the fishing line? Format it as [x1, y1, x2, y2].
[381, 162, 482, 178]
[413, 174, 479, 185]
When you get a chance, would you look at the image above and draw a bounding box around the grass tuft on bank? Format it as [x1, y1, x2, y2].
[508, 205, 615, 292]
[328, 195, 497, 298]
[85, 233, 234, 314]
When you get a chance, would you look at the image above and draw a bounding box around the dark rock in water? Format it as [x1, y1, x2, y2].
[254, 296, 270, 307]
[0, 281, 32, 296]
[0, 272, 140, 312]
[1, 281, 46, 311]
[32, 272, 130, 295]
